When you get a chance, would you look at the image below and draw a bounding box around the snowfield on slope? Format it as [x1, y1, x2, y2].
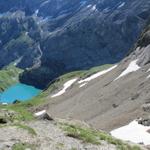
[51, 78, 78, 98]
[118, 2, 125, 8]
[78, 65, 118, 84]
[115, 59, 140, 80]
[34, 110, 46, 116]
[111, 120, 150, 145]
[79, 83, 87, 88]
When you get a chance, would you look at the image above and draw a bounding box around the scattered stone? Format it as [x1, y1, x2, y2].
[130, 93, 139, 100]
[0, 109, 18, 124]
[147, 129, 150, 134]
[112, 104, 118, 108]
[13, 100, 21, 104]
[142, 103, 150, 112]
[138, 117, 150, 126]
[138, 142, 144, 145]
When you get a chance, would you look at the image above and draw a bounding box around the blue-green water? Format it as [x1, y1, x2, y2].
[0, 83, 42, 103]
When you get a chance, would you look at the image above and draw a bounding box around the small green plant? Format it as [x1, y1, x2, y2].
[12, 143, 36, 150]
[60, 123, 141, 150]
[61, 124, 100, 145]
[56, 142, 64, 149]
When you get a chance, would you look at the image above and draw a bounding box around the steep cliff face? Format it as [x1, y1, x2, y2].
[134, 24, 150, 66]
[0, 0, 150, 88]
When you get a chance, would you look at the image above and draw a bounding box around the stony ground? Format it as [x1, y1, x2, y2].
[0, 120, 118, 150]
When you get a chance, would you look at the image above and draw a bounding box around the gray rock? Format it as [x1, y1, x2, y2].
[142, 103, 150, 113]
[0, 117, 7, 124]
[138, 117, 150, 126]
[0, 109, 18, 124]
[35, 111, 54, 121]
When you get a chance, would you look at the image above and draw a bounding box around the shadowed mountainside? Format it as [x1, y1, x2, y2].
[0, 0, 150, 88]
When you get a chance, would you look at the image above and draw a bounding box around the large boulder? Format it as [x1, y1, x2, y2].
[34, 110, 54, 121]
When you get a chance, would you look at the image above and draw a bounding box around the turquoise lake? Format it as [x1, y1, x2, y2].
[0, 83, 42, 103]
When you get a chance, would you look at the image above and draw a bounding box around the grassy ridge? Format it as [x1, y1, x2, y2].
[0, 64, 23, 92]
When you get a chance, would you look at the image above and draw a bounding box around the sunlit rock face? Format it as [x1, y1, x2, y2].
[0, 0, 150, 88]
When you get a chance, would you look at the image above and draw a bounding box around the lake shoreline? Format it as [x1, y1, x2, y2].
[0, 83, 42, 104]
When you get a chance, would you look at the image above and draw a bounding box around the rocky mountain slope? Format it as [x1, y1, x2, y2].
[37, 21, 150, 134]
[1, 1, 150, 149]
[0, 109, 145, 150]
[0, 0, 150, 88]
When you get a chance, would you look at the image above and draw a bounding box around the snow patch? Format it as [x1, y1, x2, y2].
[115, 59, 140, 80]
[87, 4, 92, 8]
[34, 110, 46, 116]
[111, 120, 150, 145]
[2, 103, 8, 106]
[37, 17, 50, 24]
[118, 2, 125, 8]
[34, 9, 39, 17]
[13, 57, 23, 66]
[41, 0, 50, 7]
[103, 7, 110, 13]
[91, 5, 97, 11]
[147, 68, 150, 72]
[25, 32, 29, 36]
[79, 83, 87, 88]
[78, 65, 118, 84]
[80, 1, 87, 7]
[51, 78, 78, 98]
[147, 75, 150, 79]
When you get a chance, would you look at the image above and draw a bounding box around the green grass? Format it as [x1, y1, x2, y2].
[60, 123, 141, 150]
[0, 93, 46, 122]
[12, 143, 36, 150]
[0, 64, 23, 92]
[62, 124, 100, 145]
[0, 103, 34, 122]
